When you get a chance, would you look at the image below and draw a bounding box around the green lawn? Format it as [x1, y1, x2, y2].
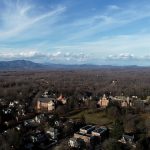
[140, 113, 150, 136]
[69, 109, 114, 127]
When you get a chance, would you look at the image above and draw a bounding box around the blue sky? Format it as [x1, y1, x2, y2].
[0, 0, 150, 65]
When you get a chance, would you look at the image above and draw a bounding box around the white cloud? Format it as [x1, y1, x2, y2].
[106, 53, 150, 61]
[51, 51, 62, 57]
[63, 3, 150, 41]
[55, 33, 150, 54]
[0, 1, 66, 39]
[107, 53, 135, 60]
[0, 50, 88, 63]
[107, 5, 121, 11]
[0, 51, 44, 59]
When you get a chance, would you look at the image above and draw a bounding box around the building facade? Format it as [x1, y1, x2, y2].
[97, 94, 109, 108]
[36, 98, 56, 112]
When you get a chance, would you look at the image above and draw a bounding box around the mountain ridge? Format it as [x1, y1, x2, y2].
[0, 60, 148, 71]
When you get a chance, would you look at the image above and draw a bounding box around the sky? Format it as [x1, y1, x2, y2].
[0, 0, 150, 65]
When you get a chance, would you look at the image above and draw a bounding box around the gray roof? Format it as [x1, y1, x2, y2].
[38, 97, 56, 103]
[81, 125, 95, 130]
[93, 127, 107, 134]
[123, 134, 134, 142]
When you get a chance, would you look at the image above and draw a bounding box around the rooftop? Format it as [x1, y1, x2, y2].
[38, 98, 56, 103]
[92, 127, 107, 134]
[81, 125, 95, 130]
[74, 132, 91, 137]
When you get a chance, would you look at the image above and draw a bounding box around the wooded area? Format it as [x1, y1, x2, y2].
[0, 68, 150, 105]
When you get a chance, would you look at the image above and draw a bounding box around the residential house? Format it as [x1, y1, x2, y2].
[34, 114, 46, 124]
[24, 118, 37, 127]
[36, 98, 56, 112]
[97, 94, 109, 108]
[23, 130, 57, 150]
[119, 134, 136, 148]
[92, 126, 108, 138]
[122, 97, 133, 107]
[68, 137, 81, 148]
[74, 132, 92, 144]
[113, 96, 133, 107]
[9, 102, 15, 108]
[42, 91, 49, 98]
[57, 94, 67, 104]
[46, 127, 59, 140]
[120, 97, 146, 109]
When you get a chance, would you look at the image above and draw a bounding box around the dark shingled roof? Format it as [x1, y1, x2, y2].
[38, 97, 56, 103]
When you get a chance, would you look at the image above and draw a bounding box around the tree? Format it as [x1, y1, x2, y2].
[0, 135, 10, 150]
[123, 114, 137, 133]
[112, 119, 124, 139]
[56, 105, 66, 115]
[79, 114, 86, 124]
[106, 105, 122, 119]
[136, 137, 150, 150]
[62, 122, 74, 137]
[102, 138, 124, 150]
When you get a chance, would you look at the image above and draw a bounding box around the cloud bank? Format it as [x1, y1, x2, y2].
[0, 51, 88, 64]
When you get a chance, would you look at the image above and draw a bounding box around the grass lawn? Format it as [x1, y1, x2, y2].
[139, 113, 150, 120]
[69, 109, 114, 127]
[139, 112, 150, 135]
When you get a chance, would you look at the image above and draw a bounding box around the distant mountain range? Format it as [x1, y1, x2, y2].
[0, 60, 45, 70]
[0, 60, 147, 71]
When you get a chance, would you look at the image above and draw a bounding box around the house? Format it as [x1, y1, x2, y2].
[97, 94, 109, 108]
[127, 97, 143, 108]
[92, 126, 108, 137]
[46, 127, 59, 140]
[118, 134, 136, 148]
[121, 101, 128, 107]
[23, 130, 57, 150]
[80, 125, 95, 134]
[57, 94, 67, 104]
[119, 134, 134, 144]
[36, 98, 56, 112]
[34, 114, 46, 124]
[121, 97, 133, 107]
[68, 137, 81, 148]
[74, 132, 92, 144]
[24, 119, 36, 127]
[113, 96, 133, 107]
[9, 102, 15, 108]
[54, 120, 63, 127]
[42, 91, 49, 98]
[30, 132, 47, 143]
[91, 126, 108, 143]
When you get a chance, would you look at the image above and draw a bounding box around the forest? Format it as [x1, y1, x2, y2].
[0, 68, 150, 105]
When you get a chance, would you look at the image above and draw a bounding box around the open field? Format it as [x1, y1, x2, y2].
[69, 109, 114, 127]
